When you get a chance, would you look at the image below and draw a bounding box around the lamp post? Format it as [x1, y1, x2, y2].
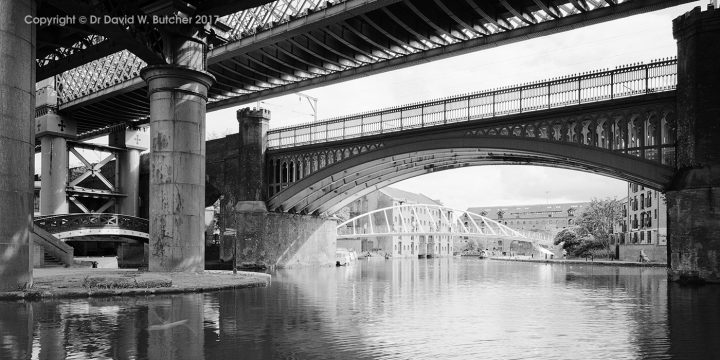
[233, 236, 237, 275]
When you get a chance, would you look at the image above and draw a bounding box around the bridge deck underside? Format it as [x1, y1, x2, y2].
[50, 0, 691, 138]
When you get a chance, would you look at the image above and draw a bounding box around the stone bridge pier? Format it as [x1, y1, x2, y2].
[209, 109, 336, 269]
[667, 6, 720, 283]
[141, 28, 215, 272]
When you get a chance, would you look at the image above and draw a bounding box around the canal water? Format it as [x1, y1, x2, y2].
[2, 258, 719, 359]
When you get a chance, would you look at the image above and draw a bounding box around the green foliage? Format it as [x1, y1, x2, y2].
[576, 198, 623, 257]
[554, 228, 579, 247]
[553, 198, 622, 258]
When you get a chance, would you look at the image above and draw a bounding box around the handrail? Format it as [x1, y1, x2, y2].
[267, 58, 677, 149]
[34, 213, 149, 235]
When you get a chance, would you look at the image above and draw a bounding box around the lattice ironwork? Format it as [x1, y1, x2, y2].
[220, 0, 344, 42]
[36, 35, 107, 70]
[268, 58, 677, 149]
[34, 213, 149, 236]
[52, 0, 683, 115]
[56, 50, 146, 104]
[268, 142, 384, 196]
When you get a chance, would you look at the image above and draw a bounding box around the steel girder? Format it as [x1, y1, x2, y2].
[44, 0, 691, 138]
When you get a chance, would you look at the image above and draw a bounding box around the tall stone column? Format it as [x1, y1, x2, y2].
[110, 127, 149, 268]
[219, 109, 270, 263]
[109, 127, 148, 216]
[667, 6, 720, 283]
[236, 108, 270, 210]
[37, 112, 76, 215]
[0, 0, 35, 291]
[141, 32, 215, 272]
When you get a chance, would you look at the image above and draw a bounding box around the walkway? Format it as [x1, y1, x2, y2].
[0, 268, 271, 301]
[490, 257, 666, 267]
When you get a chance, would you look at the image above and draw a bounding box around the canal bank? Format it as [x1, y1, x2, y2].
[489, 257, 667, 267]
[0, 268, 271, 301]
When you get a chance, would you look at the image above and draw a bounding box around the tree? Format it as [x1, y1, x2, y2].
[554, 228, 581, 254]
[576, 198, 623, 258]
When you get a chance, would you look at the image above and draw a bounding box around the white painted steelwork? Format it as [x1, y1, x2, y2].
[337, 203, 536, 240]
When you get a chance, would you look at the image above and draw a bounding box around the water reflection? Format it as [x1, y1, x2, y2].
[1, 259, 719, 359]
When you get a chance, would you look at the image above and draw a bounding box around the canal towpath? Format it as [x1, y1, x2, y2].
[0, 268, 271, 301]
[489, 256, 666, 267]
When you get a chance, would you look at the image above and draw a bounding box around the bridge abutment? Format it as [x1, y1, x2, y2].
[668, 6, 720, 283]
[214, 108, 336, 268]
[141, 31, 215, 273]
[0, 0, 35, 291]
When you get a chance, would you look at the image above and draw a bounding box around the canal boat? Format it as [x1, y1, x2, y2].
[478, 250, 489, 259]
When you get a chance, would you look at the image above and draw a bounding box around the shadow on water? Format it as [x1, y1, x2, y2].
[1, 258, 719, 359]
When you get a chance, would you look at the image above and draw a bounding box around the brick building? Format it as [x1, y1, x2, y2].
[467, 202, 588, 240]
[611, 183, 667, 262]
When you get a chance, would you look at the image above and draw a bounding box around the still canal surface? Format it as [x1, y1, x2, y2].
[2, 258, 719, 359]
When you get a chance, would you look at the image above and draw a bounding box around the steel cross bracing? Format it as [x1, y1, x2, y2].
[336, 204, 550, 242]
[41, 0, 692, 137]
[66, 141, 128, 214]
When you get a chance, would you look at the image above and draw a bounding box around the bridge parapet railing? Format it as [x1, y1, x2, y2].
[34, 213, 149, 235]
[267, 58, 677, 149]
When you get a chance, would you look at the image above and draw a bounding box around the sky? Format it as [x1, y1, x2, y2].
[52, 2, 702, 211]
[203, 1, 702, 210]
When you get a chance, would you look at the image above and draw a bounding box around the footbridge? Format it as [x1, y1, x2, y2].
[337, 204, 544, 241]
[34, 214, 149, 241]
[336, 204, 550, 257]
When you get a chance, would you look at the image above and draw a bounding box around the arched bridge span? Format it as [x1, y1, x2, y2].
[34, 214, 150, 241]
[264, 60, 678, 215]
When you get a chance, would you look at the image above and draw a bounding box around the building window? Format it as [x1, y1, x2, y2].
[647, 231, 652, 244]
[640, 194, 645, 209]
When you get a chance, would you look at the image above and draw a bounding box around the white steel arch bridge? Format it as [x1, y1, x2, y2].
[336, 204, 550, 243]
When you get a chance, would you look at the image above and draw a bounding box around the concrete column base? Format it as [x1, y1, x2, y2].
[117, 243, 149, 269]
[221, 207, 336, 269]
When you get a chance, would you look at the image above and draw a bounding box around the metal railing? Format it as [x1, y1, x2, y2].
[267, 58, 677, 149]
[34, 213, 149, 235]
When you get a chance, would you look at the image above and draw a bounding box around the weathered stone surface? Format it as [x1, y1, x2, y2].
[39, 136, 69, 215]
[668, 6, 720, 283]
[0, 0, 35, 291]
[667, 187, 720, 283]
[222, 211, 336, 268]
[142, 63, 215, 273]
[237, 108, 270, 202]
